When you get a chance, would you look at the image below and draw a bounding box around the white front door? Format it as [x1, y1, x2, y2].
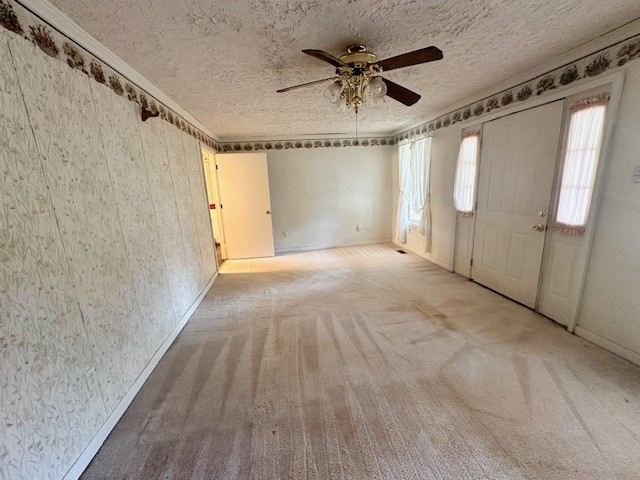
[215, 153, 275, 259]
[472, 101, 564, 307]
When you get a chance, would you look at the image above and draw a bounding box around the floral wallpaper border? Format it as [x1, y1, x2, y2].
[218, 136, 396, 152]
[0, 0, 221, 150]
[392, 32, 640, 143]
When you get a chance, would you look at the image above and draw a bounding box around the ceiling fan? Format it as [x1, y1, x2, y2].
[276, 45, 443, 113]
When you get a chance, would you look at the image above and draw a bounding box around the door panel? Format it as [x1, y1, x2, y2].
[537, 232, 583, 325]
[215, 153, 275, 259]
[472, 101, 564, 307]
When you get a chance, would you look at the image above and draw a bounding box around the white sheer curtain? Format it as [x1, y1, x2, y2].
[556, 99, 607, 234]
[395, 143, 412, 243]
[453, 134, 479, 215]
[412, 138, 433, 252]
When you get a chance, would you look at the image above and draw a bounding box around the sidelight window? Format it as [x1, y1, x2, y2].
[453, 133, 480, 215]
[556, 94, 608, 233]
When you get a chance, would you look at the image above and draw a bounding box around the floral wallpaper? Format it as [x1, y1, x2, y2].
[10, 30, 148, 414]
[0, 0, 220, 150]
[138, 118, 196, 320]
[181, 132, 218, 285]
[0, 27, 106, 480]
[164, 124, 206, 303]
[0, 25, 216, 480]
[89, 80, 177, 356]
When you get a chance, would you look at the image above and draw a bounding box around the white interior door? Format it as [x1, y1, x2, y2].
[472, 101, 564, 307]
[215, 153, 275, 259]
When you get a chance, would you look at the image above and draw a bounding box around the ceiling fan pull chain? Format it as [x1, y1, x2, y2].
[356, 109, 359, 142]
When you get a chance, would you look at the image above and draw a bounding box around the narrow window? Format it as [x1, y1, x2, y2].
[396, 143, 412, 243]
[556, 95, 608, 233]
[396, 137, 433, 245]
[453, 133, 480, 215]
[408, 137, 432, 226]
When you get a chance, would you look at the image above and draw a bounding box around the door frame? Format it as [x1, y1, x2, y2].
[200, 144, 228, 263]
[457, 71, 625, 323]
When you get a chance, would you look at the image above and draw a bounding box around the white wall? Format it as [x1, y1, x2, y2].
[267, 146, 393, 253]
[575, 59, 640, 362]
[0, 29, 216, 480]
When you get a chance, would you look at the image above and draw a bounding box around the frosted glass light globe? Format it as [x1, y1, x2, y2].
[369, 77, 387, 99]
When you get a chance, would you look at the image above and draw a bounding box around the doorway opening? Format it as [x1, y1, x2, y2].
[201, 150, 276, 264]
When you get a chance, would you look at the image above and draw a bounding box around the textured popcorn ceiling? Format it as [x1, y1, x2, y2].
[51, 0, 640, 139]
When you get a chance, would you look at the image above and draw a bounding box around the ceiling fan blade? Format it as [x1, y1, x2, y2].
[276, 77, 337, 93]
[382, 78, 421, 106]
[302, 49, 347, 68]
[377, 46, 443, 72]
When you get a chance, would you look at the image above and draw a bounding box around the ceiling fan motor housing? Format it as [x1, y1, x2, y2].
[339, 45, 380, 69]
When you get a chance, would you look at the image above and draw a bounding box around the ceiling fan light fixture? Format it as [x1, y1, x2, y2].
[277, 45, 442, 112]
[323, 80, 343, 103]
[333, 96, 347, 113]
[369, 76, 387, 99]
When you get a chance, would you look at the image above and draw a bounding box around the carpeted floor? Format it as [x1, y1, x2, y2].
[82, 244, 640, 479]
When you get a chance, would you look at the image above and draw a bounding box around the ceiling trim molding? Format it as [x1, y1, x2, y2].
[392, 29, 640, 143]
[6, 0, 221, 144]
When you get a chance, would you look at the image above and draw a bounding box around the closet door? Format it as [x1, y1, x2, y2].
[472, 101, 563, 307]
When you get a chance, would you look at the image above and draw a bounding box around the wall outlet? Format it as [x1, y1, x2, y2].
[282, 231, 288, 238]
[85, 367, 98, 390]
[356, 225, 361, 232]
[633, 165, 640, 184]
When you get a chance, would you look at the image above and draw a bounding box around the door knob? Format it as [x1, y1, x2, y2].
[266, 210, 271, 215]
[532, 223, 545, 232]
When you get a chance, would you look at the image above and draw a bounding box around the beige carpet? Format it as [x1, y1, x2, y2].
[81, 244, 640, 479]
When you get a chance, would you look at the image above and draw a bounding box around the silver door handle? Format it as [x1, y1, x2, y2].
[532, 223, 545, 232]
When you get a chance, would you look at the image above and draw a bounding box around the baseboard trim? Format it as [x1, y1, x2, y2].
[62, 272, 218, 480]
[275, 238, 391, 255]
[392, 240, 453, 272]
[574, 326, 640, 367]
